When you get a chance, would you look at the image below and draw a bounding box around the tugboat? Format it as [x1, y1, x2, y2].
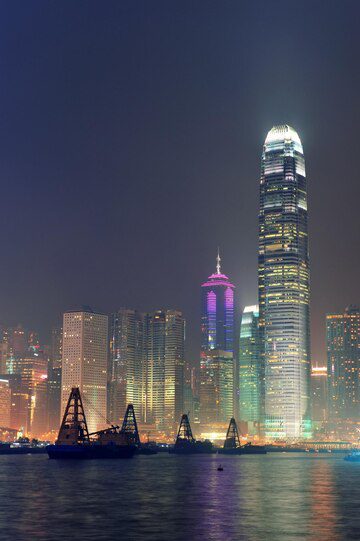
[169, 414, 214, 454]
[47, 387, 137, 459]
[218, 418, 267, 455]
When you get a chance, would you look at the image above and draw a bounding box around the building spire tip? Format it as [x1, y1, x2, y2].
[216, 248, 221, 274]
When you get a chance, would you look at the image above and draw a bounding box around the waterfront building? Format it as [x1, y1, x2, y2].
[11, 352, 48, 433]
[259, 125, 311, 440]
[200, 253, 235, 425]
[0, 379, 11, 427]
[327, 306, 359, 420]
[145, 310, 185, 429]
[61, 309, 108, 433]
[109, 309, 145, 424]
[238, 305, 263, 432]
[199, 349, 234, 425]
[310, 366, 328, 422]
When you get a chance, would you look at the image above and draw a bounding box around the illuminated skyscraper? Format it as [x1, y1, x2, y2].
[0, 379, 11, 428]
[259, 125, 311, 440]
[238, 305, 263, 431]
[109, 309, 145, 424]
[200, 253, 235, 425]
[61, 309, 108, 433]
[145, 310, 185, 429]
[326, 306, 359, 420]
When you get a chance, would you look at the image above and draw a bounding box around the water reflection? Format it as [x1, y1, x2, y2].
[0, 453, 358, 541]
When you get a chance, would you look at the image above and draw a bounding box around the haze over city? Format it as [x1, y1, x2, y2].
[0, 1, 359, 367]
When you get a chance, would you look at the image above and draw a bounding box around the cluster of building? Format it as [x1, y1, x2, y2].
[0, 125, 358, 442]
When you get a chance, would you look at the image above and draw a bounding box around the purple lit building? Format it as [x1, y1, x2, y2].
[200, 253, 235, 425]
[201, 252, 235, 354]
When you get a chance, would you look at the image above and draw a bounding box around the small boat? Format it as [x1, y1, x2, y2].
[217, 465, 224, 471]
[344, 451, 360, 462]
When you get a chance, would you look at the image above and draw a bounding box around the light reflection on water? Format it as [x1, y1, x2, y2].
[0, 453, 358, 540]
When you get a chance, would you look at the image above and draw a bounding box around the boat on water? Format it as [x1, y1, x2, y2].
[169, 414, 214, 454]
[47, 387, 137, 459]
[344, 451, 360, 462]
[218, 418, 267, 455]
[0, 442, 47, 455]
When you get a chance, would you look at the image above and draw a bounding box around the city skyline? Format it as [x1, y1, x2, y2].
[0, 3, 359, 369]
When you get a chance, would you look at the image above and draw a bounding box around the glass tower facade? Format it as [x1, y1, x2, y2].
[259, 125, 311, 440]
[326, 306, 359, 420]
[238, 305, 263, 429]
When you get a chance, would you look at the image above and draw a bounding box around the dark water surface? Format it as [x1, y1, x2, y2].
[0, 453, 358, 540]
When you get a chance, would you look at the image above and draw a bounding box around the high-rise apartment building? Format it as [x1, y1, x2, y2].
[259, 125, 311, 440]
[109, 309, 145, 424]
[327, 306, 359, 420]
[145, 310, 185, 429]
[61, 309, 108, 433]
[200, 254, 235, 426]
[238, 305, 263, 430]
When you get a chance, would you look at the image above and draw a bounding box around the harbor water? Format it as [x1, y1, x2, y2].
[0, 453, 358, 540]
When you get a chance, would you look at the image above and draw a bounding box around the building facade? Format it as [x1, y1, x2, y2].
[310, 366, 327, 422]
[61, 310, 108, 433]
[238, 305, 263, 430]
[259, 125, 311, 440]
[145, 310, 185, 429]
[109, 309, 145, 424]
[326, 306, 359, 420]
[199, 349, 234, 425]
[47, 326, 63, 433]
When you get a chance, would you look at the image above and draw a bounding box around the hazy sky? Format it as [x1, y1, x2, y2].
[0, 0, 359, 363]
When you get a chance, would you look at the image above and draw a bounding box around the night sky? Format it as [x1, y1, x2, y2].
[0, 1, 359, 364]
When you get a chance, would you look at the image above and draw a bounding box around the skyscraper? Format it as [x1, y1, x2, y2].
[109, 309, 145, 424]
[326, 306, 359, 420]
[145, 310, 185, 429]
[201, 252, 235, 354]
[238, 305, 263, 431]
[259, 125, 311, 440]
[61, 309, 108, 433]
[200, 253, 235, 425]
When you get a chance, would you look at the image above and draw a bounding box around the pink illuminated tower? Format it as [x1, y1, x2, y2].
[201, 250, 235, 354]
[200, 251, 235, 425]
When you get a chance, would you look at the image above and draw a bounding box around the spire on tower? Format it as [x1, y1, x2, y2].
[216, 248, 221, 274]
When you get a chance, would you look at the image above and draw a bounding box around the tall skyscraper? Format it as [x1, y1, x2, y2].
[109, 309, 145, 424]
[200, 253, 235, 425]
[61, 309, 108, 433]
[145, 310, 185, 429]
[201, 252, 235, 354]
[238, 305, 263, 431]
[259, 125, 311, 440]
[326, 306, 359, 420]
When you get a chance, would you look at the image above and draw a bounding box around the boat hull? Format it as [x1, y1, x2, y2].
[47, 444, 136, 459]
